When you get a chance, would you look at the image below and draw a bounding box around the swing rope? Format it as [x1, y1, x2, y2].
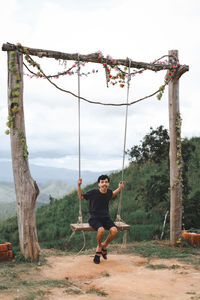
[77, 54, 82, 224]
[71, 56, 131, 250]
[116, 58, 132, 222]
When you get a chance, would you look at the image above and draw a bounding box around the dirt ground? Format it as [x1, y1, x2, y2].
[42, 254, 200, 300]
[1, 250, 200, 300]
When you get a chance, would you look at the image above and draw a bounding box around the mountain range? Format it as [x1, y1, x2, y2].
[0, 161, 105, 220]
[0, 161, 104, 184]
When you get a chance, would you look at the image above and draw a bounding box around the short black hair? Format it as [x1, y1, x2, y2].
[97, 174, 110, 183]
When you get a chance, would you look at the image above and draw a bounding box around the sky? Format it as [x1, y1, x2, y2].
[0, 0, 200, 173]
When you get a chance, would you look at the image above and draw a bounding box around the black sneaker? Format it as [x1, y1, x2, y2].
[93, 252, 102, 264]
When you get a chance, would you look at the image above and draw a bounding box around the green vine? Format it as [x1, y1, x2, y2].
[175, 113, 183, 201]
[170, 113, 183, 202]
[5, 49, 28, 159]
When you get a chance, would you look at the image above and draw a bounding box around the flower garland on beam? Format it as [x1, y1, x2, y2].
[23, 61, 99, 79]
[10, 43, 180, 106]
[96, 51, 144, 88]
[17, 43, 99, 79]
[17, 43, 179, 90]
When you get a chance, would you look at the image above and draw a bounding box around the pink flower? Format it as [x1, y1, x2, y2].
[107, 55, 113, 61]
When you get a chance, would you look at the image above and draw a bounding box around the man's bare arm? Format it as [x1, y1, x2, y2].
[77, 178, 84, 200]
[112, 181, 124, 198]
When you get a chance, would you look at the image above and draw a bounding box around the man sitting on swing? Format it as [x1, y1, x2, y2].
[78, 174, 124, 264]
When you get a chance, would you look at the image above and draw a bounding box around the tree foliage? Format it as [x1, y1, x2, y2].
[126, 125, 169, 164]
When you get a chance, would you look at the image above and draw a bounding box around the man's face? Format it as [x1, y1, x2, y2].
[98, 178, 109, 192]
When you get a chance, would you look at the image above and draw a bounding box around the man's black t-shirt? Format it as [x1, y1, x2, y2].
[83, 189, 113, 217]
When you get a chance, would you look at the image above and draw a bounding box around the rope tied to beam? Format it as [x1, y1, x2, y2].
[116, 58, 132, 222]
[77, 53, 82, 224]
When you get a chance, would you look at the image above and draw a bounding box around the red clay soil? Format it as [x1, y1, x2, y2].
[40, 253, 200, 300]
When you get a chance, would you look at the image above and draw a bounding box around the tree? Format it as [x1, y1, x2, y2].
[184, 191, 200, 228]
[7, 51, 40, 261]
[127, 126, 169, 164]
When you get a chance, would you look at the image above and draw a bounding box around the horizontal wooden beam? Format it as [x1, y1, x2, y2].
[2, 42, 189, 73]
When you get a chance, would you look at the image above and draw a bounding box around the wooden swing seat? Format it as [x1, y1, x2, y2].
[70, 221, 130, 232]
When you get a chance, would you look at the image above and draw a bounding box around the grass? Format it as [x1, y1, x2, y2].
[146, 264, 168, 269]
[64, 288, 83, 294]
[0, 285, 8, 290]
[146, 263, 181, 270]
[68, 240, 200, 268]
[107, 241, 200, 267]
[102, 271, 110, 277]
[0, 277, 75, 300]
[13, 290, 45, 300]
[0, 278, 73, 289]
[86, 288, 108, 297]
[0, 260, 74, 297]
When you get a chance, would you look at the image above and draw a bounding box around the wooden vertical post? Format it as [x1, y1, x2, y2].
[7, 50, 40, 261]
[168, 50, 182, 246]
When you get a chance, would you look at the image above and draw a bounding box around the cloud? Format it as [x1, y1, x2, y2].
[1, 0, 200, 171]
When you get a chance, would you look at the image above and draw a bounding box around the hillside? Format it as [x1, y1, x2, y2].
[0, 180, 74, 221]
[0, 129, 199, 251]
[0, 164, 103, 221]
[0, 182, 15, 203]
[0, 180, 73, 203]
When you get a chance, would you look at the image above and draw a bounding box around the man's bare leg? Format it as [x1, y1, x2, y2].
[101, 226, 118, 257]
[96, 226, 105, 253]
[93, 227, 105, 264]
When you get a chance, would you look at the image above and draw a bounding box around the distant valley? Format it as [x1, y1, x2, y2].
[0, 161, 104, 221]
[0, 180, 75, 221]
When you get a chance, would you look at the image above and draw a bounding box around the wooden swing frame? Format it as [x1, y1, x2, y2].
[2, 43, 189, 256]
